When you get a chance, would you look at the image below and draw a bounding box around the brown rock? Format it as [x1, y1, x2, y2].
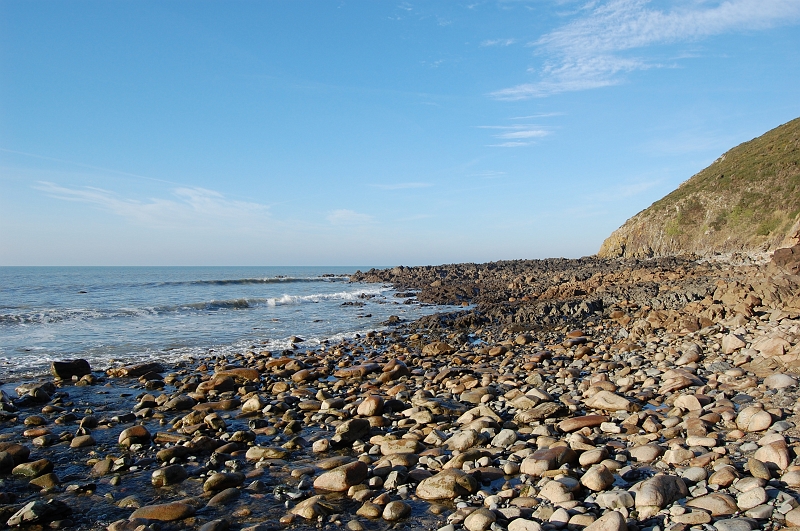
[118, 425, 151, 446]
[558, 415, 609, 432]
[685, 493, 738, 516]
[584, 391, 633, 412]
[422, 342, 455, 356]
[357, 396, 384, 417]
[416, 469, 478, 500]
[736, 406, 772, 432]
[314, 461, 369, 492]
[51, 359, 91, 379]
[584, 510, 627, 531]
[581, 465, 615, 492]
[382, 500, 411, 521]
[464, 507, 496, 531]
[107, 362, 163, 378]
[722, 334, 746, 354]
[291, 496, 329, 520]
[632, 474, 688, 518]
[12, 458, 53, 478]
[70, 434, 95, 448]
[130, 502, 195, 521]
[520, 446, 577, 477]
[204, 472, 245, 492]
[754, 440, 791, 470]
[628, 444, 664, 463]
[215, 368, 260, 381]
[331, 418, 371, 446]
[380, 438, 421, 455]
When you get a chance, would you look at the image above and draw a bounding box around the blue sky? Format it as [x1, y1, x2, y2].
[2, 0, 799, 266]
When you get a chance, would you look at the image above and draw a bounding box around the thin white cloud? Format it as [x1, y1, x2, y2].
[488, 141, 533, 147]
[492, 0, 800, 99]
[481, 38, 516, 46]
[371, 182, 433, 190]
[471, 170, 507, 179]
[327, 209, 374, 225]
[496, 129, 550, 139]
[422, 59, 445, 68]
[35, 182, 270, 228]
[478, 124, 551, 145]
[509, 113, 564, 119]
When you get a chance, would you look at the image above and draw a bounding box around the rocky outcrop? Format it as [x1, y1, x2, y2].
[599, 117, 800, 259]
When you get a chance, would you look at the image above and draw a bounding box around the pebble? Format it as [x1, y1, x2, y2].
[464, 508, 496, 531]
[736, 486, 768, 510]
[686, 493, 739, 516]
[383, 500, 412, 521]
[313, 461, 368, 492]
[713, 518, 757, 531]
[507, 519, 543, 531]
[130, 502, 196, 521]
[764, 373, 797, 389]
[581, 464, 615, 491]
[583, 510, 627, 531]
[632, 475, 688, 517]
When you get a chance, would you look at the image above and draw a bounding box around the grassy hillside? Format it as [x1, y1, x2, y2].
[599, 117, 800, 258]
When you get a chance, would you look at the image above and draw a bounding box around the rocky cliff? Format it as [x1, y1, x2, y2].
[599, 117, 800, 258]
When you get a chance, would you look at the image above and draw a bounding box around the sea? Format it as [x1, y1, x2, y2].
[0, 266, 447, 378]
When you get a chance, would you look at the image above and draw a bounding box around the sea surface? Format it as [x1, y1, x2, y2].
[0, 266, 446, 378]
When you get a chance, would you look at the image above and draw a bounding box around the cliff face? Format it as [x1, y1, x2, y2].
[598, 117, 800, 259]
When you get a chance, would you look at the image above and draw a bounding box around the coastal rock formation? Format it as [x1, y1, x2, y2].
[598, 117, 800, 259]
[2, 252, 800, 531]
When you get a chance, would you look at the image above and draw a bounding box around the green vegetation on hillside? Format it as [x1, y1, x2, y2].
[599, 117, 800, 258]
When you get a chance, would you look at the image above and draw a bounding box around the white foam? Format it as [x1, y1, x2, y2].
[266, 287, 390, 307]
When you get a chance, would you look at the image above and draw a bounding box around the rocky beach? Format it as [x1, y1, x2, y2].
[2, 248, 800, 531]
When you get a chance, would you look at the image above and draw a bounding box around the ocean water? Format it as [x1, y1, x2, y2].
[0, 266, 445, 378]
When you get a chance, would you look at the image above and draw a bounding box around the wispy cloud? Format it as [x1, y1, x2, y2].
[421, 59, 445, 68]
[35, 182, 270, 228]
[478, 124, 551, 146]
[371, 182, 433, 190]
[471, 170, 507, 179]
[327, 209, 374, 225]
[481, 38, 516, 46]
[509, 113, 564, 120]
[496, 129, 550, 139]
[489, 141, 534, 147]
[492, 0, 800, 99]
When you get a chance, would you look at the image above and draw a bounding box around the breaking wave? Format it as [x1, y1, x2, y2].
[0, 287, 389, 326]
[160, 276, 350, 287]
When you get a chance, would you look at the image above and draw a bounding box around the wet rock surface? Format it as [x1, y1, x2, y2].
[2, 253, 800, 530]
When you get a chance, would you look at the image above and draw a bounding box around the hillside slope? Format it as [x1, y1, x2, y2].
[599, 117, 800, 258]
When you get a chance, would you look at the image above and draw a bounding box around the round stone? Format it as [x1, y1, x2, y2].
[464, 508, 496, 531]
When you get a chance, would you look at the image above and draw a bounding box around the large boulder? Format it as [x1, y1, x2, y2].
[631, 474, 688, 518]
[331, 418, 371, 446]
[422, 342, 455, 356]
[51, 359, 91, 379]
[416, 469, 478, 500]
[313, 461, 368, 492]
